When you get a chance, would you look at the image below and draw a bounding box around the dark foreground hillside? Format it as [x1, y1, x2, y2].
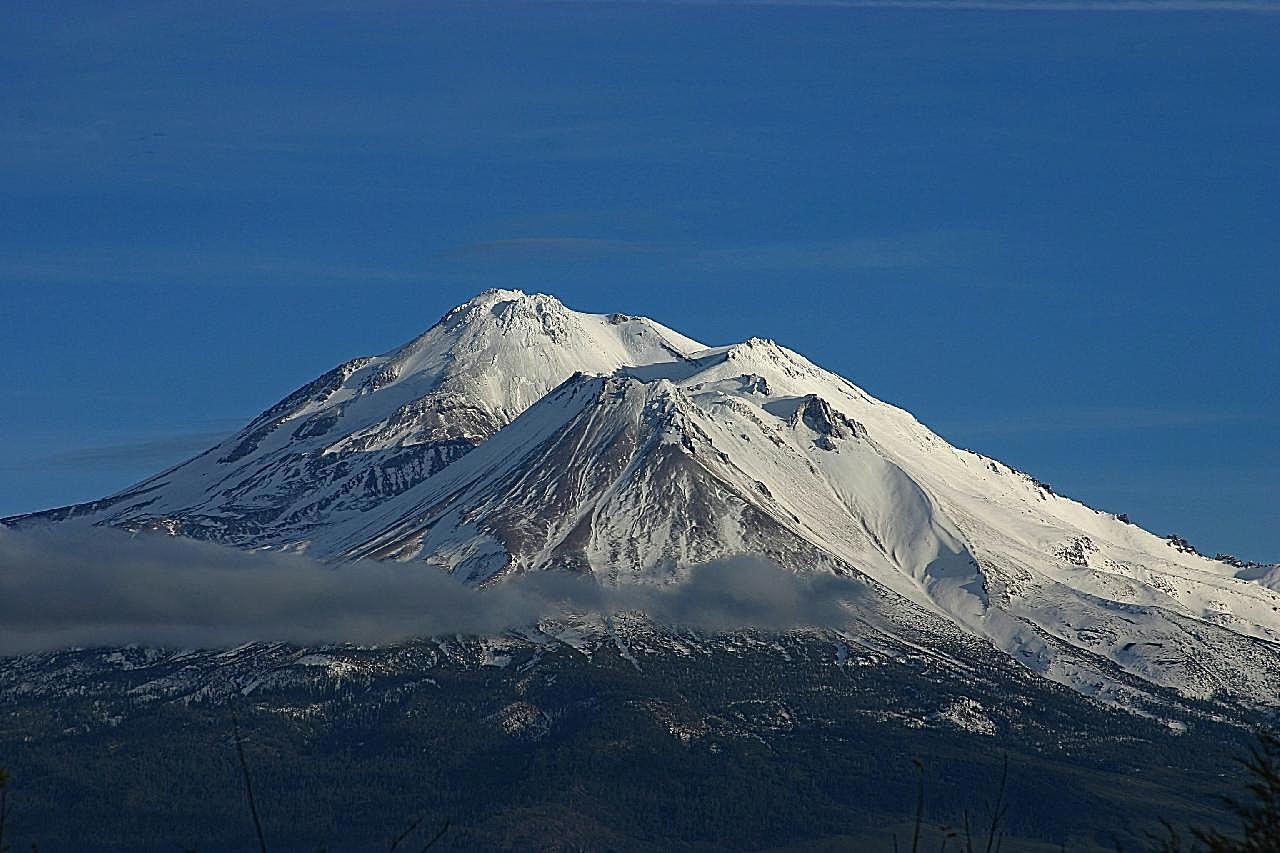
[0, 626, 1266, 852]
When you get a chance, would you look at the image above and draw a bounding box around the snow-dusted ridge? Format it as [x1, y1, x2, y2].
[7, 288, 1279, 709]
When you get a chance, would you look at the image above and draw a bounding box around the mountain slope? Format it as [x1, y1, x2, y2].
[6, 289, 1279, 708]
[7, 290, 704, 547]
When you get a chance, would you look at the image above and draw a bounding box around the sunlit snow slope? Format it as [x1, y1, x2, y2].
[10, 290, 702, 547]
[8, 289, 1280, 707]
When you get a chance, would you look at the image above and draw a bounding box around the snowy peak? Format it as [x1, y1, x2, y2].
[366, 288, 706, 421]
[4, 290, 708, 547]
[6, 289, 1280, 710]
[249, 288, 706, 450]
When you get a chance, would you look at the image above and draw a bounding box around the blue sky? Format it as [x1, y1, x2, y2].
[2, 1, 1276, 560]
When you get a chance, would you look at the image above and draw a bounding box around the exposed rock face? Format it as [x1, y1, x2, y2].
[790, 393, 863, 449]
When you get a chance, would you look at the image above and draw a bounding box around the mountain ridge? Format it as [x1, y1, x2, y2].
[6, 288, 1279, 710]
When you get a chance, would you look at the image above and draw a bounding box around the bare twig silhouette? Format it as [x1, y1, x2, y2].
[389, 816, 422, 851]
[1145, 729, 1280, 853]
[980, 755, 1009, 853]
[231, 713, 269, 853]
[912, 758, 926, 853]
[419, 819, 450, 851]
[0, 767, 9, 853]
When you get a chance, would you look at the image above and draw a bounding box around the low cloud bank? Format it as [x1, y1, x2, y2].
[0, 526, 861, 654]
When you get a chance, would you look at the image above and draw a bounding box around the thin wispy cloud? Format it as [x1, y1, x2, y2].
[37, 431, 232, 471]
[432, 228, 1000, 275]
[689, 229, 998, 273]
[436, 237, 656, 260]
[0, 240, 664, 289]
[933, 406, 1251, 436]
[549, 0, 1279, 12]
[0, 250, 431, 288]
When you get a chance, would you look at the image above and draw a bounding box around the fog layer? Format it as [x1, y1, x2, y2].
[0, 526, 861, 654]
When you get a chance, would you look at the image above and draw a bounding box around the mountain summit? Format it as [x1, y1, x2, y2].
[8, 289, 1280, 708]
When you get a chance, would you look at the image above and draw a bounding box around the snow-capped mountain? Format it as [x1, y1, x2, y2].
[11, 290, 703, 547]
[8, 288, 1279, 708]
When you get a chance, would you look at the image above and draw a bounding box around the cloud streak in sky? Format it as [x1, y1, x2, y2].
[437, 237, 655, 260]
[688, 230, 998, 273]
[0, 250, 433, 288]
[430, 229, 1001, 276]
[549, 0, 1279, 12]
[37, 432, 233, 470]
[933, 406, 1251, 437]
[0, 526, 862, 655]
